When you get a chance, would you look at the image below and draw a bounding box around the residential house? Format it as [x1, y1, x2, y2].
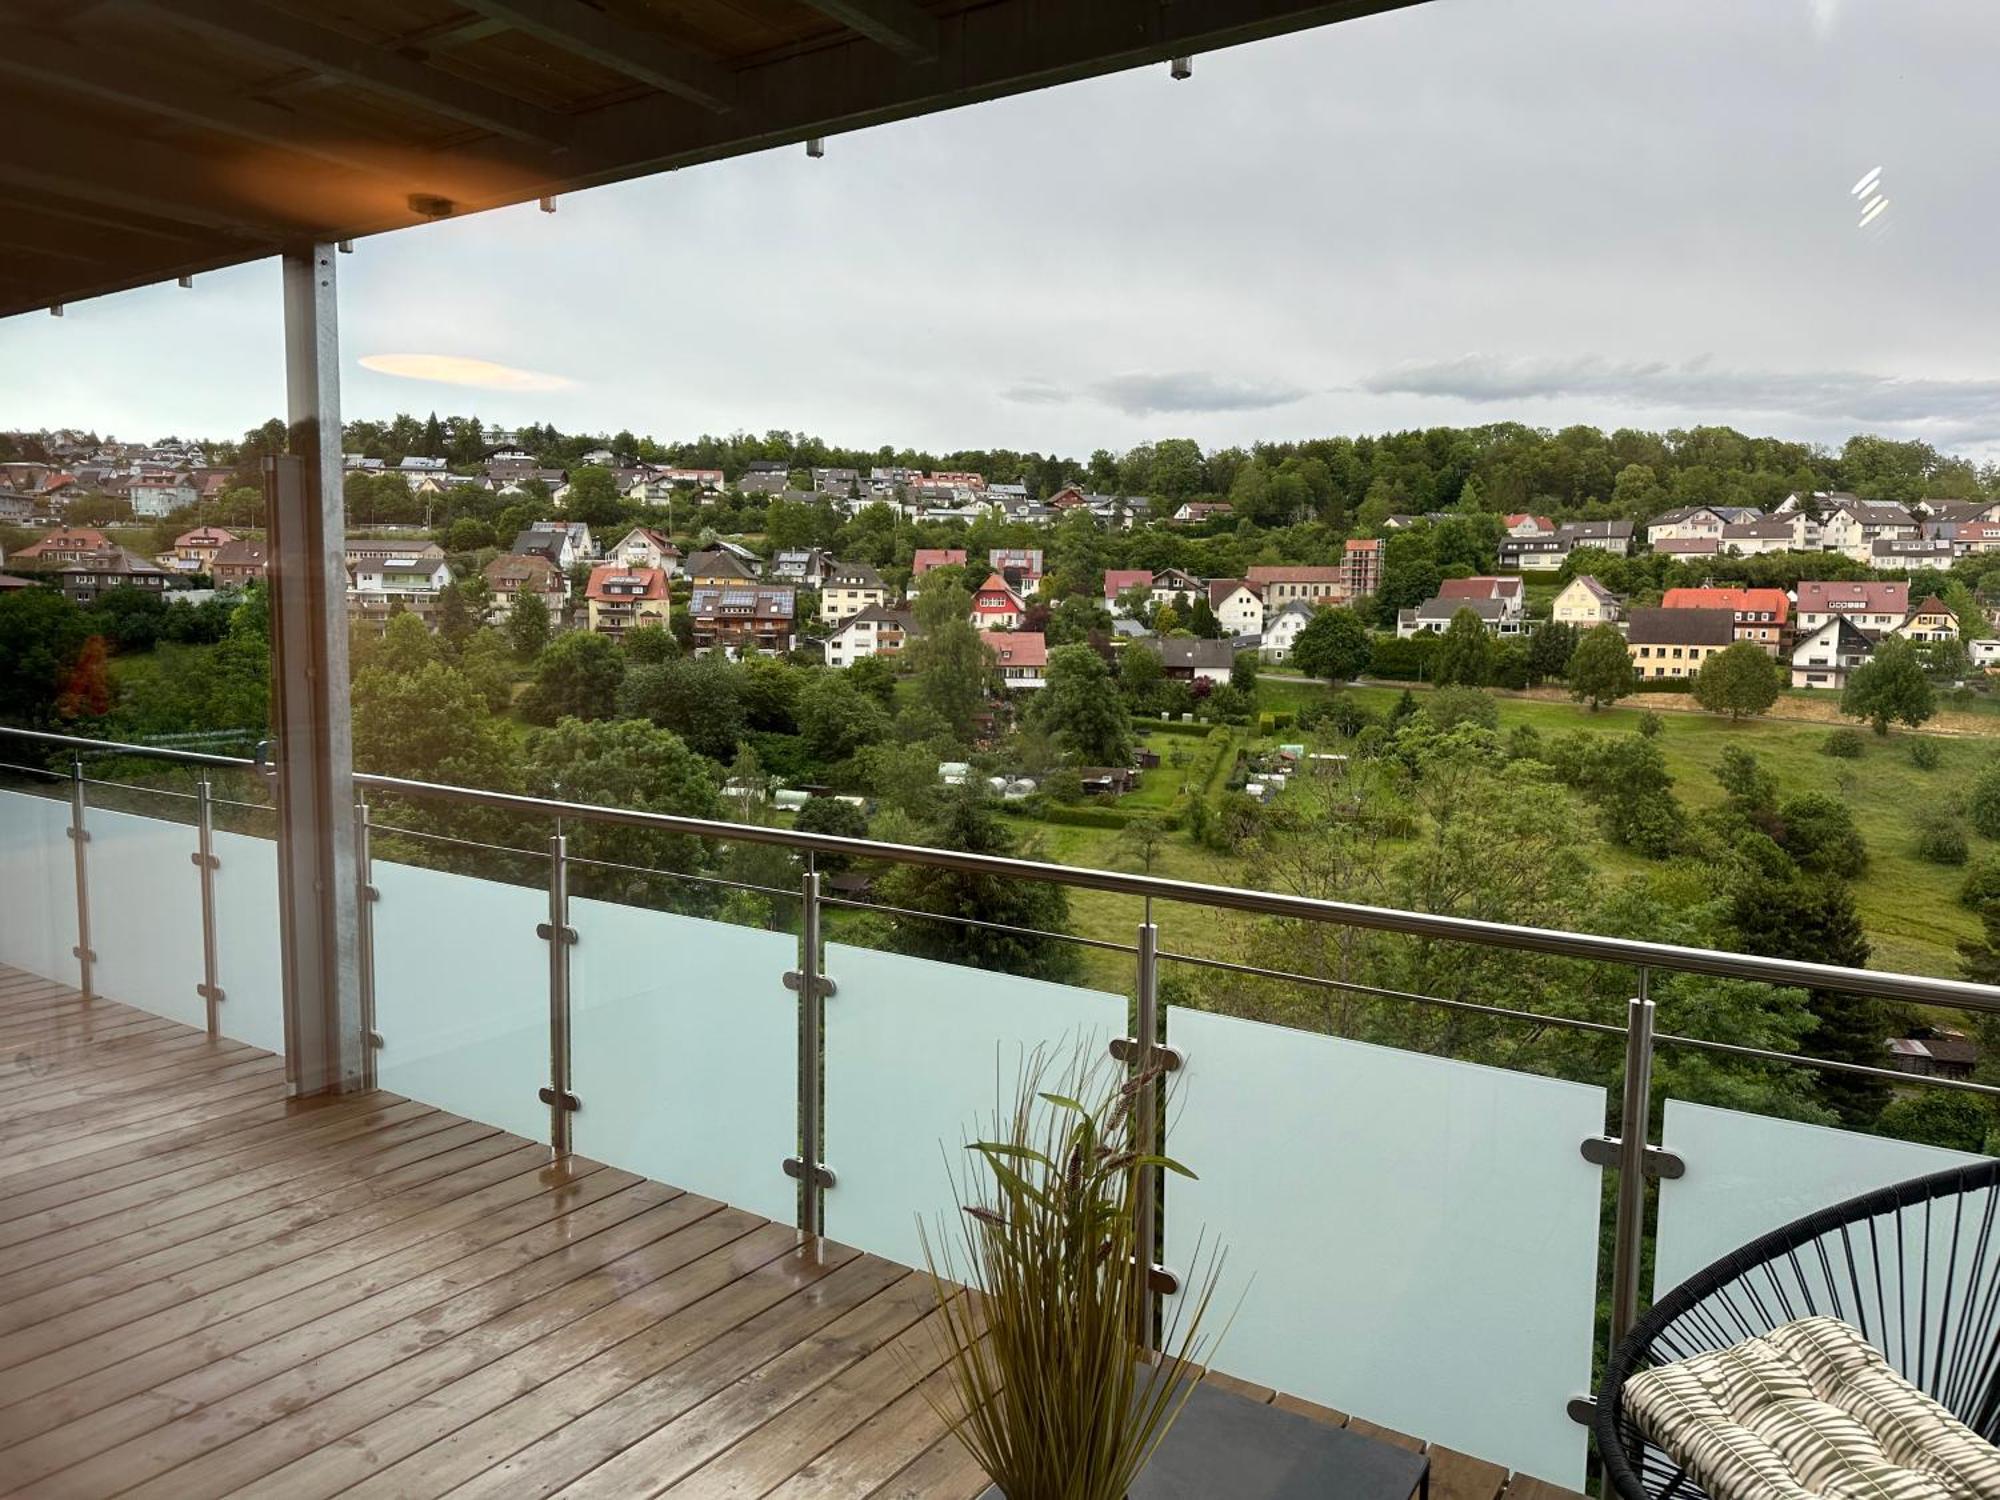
[1143, 636, 1236, 685]
[772, 548, 837, 588]
[346, 541, 452, 628]
[484, 552, 567, 627]
[8, 528, 110, 571]
[1171, 501, 1232, 524]
[1790, 616, 1875, 690]
[820, 563, 894, 624]
[1871, 537, 1956, 569]
[511, 525, 582, 571]
[712, 538, 764, 573]
[1438, 576, 1526, 622]
[609, 526, 681, 575]
[1559, 519, 1634, 556]
[985, 631, 1048, 690]
[168, 526, 237, 572]
[1652, 536, 1721, 559]
[688, 585, 796, 656]
[1795, 580, 1910, 635]
[659, 467, 725, 492]
[1893, 596, 1959, 643]
[1646, 506, 1752, 547]
[1625, 606, 1736, 681]
[1886, 1031, 1979, 1082]
[1720, 517, 1814, 556]
[1208, 579, 1265, 637]
[210, 539, 269, 590]
[584, 565, 670, 638]
[1341, 537, 1382, 597]
[1965, 522, 2000, 557]
[824, 604, 914, 668]
[1820, 499, 1920, 562]
[970, 573, 1027, 630]
[1102, 569, 1154, 613]
[811, 467, 859, 494]
[1498, 534, 1568, 572]
[59, 547, 176, 602]
[988, 548, 1044, 593]
[911, 548, 966, 577]
[1247, 565, 1345, 610]
[1397, 596, 1518, 638]
[1261, 601, 1317, 662]
[1551, 575, 1623, 626]
[685, 548, 759, 587]
[1149, 567, 1205, 610]
[1920, 499, 2000, 527]
[127, 474, 198, 518]
[736, 462, 789, 495]
[1502, 513, 1554, 536]
[0, 491, 33, 524]
[1660, 586, 1791, 655]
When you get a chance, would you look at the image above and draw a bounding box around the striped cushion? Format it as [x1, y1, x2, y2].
[1624, 1316, 2000, 1500]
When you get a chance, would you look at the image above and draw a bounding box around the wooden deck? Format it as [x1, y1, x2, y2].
[0, 967, 1588, 1499]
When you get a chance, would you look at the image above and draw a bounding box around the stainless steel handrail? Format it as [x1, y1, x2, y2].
[3, 723, 1997, 1013]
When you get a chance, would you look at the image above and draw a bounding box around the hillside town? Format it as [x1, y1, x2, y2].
[3, 427, 1997, 699]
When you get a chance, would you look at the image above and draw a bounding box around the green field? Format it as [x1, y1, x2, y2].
[1008, 675, 2000, 990]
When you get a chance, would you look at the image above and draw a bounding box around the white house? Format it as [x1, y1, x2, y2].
[1207, 579, 1265, 637]
[1819, 500, 1919, 562]
[824, 605, 913, 668]
[127, 475, 197, 518]
[1791, 616, 1875, 690]
[1551, 575, 1623, 626]
[609, 526, 680, 574]
[1261, 601, 1316, 662]
[1795, 580, 1910, 636]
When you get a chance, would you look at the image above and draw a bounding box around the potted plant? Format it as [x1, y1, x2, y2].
[919, 1046, 1224, 1500]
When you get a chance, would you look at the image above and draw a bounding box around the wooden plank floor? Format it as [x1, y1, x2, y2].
[0, 968, 1588, 1500]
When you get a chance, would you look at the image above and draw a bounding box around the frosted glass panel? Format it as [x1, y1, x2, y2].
[0, 789, 78, 987]
[824, 943, 1125, 1270]
[373, 860, 549, 1142]
[209, 827, 288, 1054]
[1165, 1008, 1604, 1489]
[570, 899, 797, 1224]
[1655, 1100, 1987, 1297]
[88, 807, 205, 1029]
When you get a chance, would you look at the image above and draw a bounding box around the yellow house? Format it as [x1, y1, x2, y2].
[820, 562, 894, 625]
[1625, 606, 1734, 681]
[1552, 574, 1622, 627]
[1894, 595, 1960, 643]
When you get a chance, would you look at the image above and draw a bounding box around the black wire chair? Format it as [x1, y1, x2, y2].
[1595, 1155, 2000, 1500]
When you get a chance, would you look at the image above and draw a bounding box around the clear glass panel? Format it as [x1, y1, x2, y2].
[0, 787, 79, 987]
[87, 806, 205, 1030]
[1164, 1007, 1605, 1490]
[569, 897, 798, 1224]
[372, 859, 550, 1142]
[823, 942, 1125, 1272]
[209, 825, 289, 1055]
[1654, 1099, 1989, 1297]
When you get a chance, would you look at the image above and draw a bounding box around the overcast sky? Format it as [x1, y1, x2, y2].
[4, 0, 1997, 461]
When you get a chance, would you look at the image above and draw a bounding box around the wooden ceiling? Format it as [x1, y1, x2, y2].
[0, 0, 1422, 318]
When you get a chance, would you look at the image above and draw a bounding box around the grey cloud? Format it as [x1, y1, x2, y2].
[1000, 378, 1070, 406]
[1361, 355, 2000, 443]
[1085, 372, 1312, 418]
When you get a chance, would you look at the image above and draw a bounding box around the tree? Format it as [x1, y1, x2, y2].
[1116, 813, 1170, 875]
[505, 589, 552, 660]
[1229, 650, 1259, 695]
[434, 581, 476, 650]
[1031, 645, 1133, 765]
[1524, 621, 1577, 686]
[617, 655, 745, 760]
[1776, 792, 1868, 876]
[0, 589, 92, 727]
[845, 652, 897, 707]
[793, 795, 869, 873]
[1971, 764, 2000, 840]
[1877, 1091, 1992, 1153]
[874, 786, 1079, 981]
[1841, 635, 1935, 735]
[1431, 608, 1493, 687]
[905, 582, 990, 744]
[519, 630, 624, 724]
[1714, 745, 1778, 819]
[622, 622, 677, 665]
[796, 670, 891, 766]
[55, 635, 112, 721]
[1693, 641, 1780, 721]
[562, 466, 626, 527]
[1187, 595, 1222, 639]
[1289, 608, 1372, 684]
[1566, 625, 1637, 710]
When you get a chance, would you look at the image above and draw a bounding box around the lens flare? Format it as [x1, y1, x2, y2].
[357, 353, 574, 391]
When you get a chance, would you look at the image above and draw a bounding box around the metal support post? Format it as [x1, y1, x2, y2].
[1608, 970, 1657, 1361]
[66, 754, 93, 1000]
[353, 801, 381, 1086]
[537, 832, 579, 1155]
[782, 867, 837, 1235]
[1135, 917, 1161, 1348]
[270, 242, 363, 1097]
[192, 778, 222, 1036]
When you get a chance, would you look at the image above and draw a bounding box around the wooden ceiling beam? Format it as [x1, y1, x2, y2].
[799, 0, 939, 64]
[459, 0, 736, 114]
[129, 0, 577, 148]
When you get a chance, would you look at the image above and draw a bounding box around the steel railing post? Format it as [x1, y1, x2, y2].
[791, 865, 829, 1237]
[1608, 969, 1657, 1361]
[192, 777, 222, 1037]
[353, 800, 380, 1087]
[1135, 915, 1162, 1350]
[67, 754, 93, 1000]
[537, 832, 579, 1156]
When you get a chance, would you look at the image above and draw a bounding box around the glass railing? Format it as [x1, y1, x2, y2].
[4, 725, 1997, 1490]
